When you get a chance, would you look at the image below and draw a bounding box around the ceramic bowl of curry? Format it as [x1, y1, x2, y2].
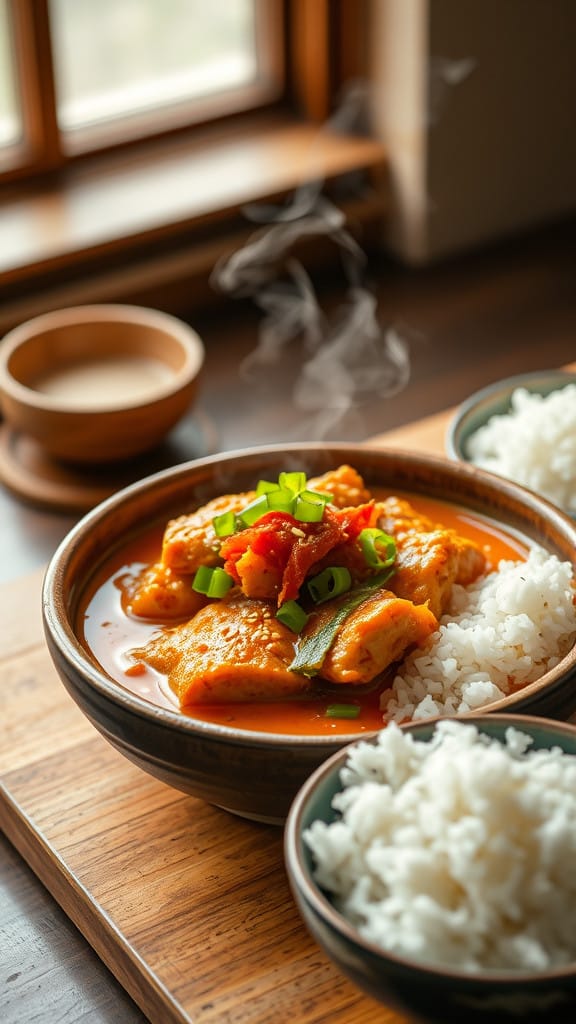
[42, 443, 576, 824]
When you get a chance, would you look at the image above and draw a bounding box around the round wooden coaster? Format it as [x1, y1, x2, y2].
[0, 411, 218, 514]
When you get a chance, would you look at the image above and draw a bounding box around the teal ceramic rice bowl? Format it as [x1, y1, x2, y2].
[284, 714, 576, 1022]
[446, 369, 576, 517]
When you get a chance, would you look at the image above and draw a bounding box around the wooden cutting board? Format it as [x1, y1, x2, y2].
[0, 405, 462, 1024]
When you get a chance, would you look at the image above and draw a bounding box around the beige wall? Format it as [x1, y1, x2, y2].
[369, 0, 576, 263]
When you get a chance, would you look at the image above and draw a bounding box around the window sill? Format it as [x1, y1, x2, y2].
[0, 115, 387, 332]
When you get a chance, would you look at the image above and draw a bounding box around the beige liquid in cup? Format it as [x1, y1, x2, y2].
[34, 356, 174, 408]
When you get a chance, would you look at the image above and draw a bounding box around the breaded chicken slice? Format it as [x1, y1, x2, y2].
[390, 530, 461, 619]
[375, 495, 486, 606]
[124, 563, 208, 620]
[310, 589, 438, 685]
[161, 491, 255, 574]
[130, 596, 308, 705]
[307, 464, 372, 508]
[375, 495, 433, 539]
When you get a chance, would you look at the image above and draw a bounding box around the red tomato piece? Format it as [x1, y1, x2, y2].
[221, 507, 368, 605]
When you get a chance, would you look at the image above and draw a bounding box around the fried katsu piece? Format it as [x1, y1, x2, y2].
[131, 583, 437, 703]
[305, 589, 438, 685]
[123, 563, 208, 620]
[161, 491, 255, 574]
[131, 596, 308, 705]
[307, 464, 371, 508]
[375, 496, 486, 617]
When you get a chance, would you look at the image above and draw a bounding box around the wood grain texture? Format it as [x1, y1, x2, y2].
[1, 431, 448, 1023]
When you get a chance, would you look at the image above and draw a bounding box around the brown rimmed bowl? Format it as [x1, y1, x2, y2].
[0, 303, 205, 463]
[42, 443, 576, 824]
[284, 714, 576, 1023]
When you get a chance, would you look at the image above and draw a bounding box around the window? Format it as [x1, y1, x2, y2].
[1, 0, 283, 178]
[0, 0, 20, 153]
[51, 0, 265, 134]
[0, 0, 383, 332]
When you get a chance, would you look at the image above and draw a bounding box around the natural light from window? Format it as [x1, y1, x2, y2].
[0, 0, 20, 148]
[49, 0, 259, 131]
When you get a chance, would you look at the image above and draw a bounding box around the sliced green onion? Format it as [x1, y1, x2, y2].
[359, 528, 396, 569]
[276, 599, 309, 633]
[256, 479, 280, 496]
[238, 494, 270, 526]
[290, 570, 394, 677]
[279, 470, 307, 494]
[192, 565, 234, 598]
[267, 487, 296, 513]
[233, 472, 334, 529]
[213, 510, 237, 537]
[301, 488, 332, 504]
[325, 704, 360, 719]
[294, 494, 325, 523]
[307, 566, 352, 604]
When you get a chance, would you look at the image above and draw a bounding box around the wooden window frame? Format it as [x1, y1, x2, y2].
[4, 0, 291, 182]
[0, 0, 384, 333]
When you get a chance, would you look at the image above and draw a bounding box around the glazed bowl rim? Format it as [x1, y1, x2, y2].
[284, 711, 576, 984]
[42, 441, 576, 750]
[446, 368, 576, 462]
[0, 303, 205, 414]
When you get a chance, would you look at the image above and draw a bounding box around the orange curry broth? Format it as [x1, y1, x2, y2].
[78, 491, 529, 736]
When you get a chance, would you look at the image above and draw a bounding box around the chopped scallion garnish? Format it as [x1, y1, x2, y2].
[238, 494, 270, 526]
[192, 565, 234, 598]
[325, 704, 360, 719]
[276, 599, 309, 633]
[307, 566, 352, 604]
[359, 528, 396, 569]
[279, 470, 307, 494]
[267, 487, 295, 513]
[301, 488, 331, 505]
[213, 510, 237, 537]
[294, 494, 325, 523]
[216, 471, 334, 534]
[256, 479, 280, 496]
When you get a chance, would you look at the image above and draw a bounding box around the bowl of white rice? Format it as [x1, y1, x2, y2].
[285, 715, 576, 1022]
[446, 370, 576, 518]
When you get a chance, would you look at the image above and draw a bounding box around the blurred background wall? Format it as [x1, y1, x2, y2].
[370, 0, 576, 263]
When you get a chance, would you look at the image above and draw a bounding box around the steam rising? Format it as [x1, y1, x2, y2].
[210, 84, 410, 441]
[429, 57, 477, 123]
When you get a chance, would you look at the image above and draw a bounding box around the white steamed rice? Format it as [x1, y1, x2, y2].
[383, 545, 576, 723]
[304, 719, 576, 972]
[466, 384, 576, 515]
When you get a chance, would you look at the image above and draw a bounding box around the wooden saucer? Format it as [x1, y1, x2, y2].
[0, 411, 218, 514]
